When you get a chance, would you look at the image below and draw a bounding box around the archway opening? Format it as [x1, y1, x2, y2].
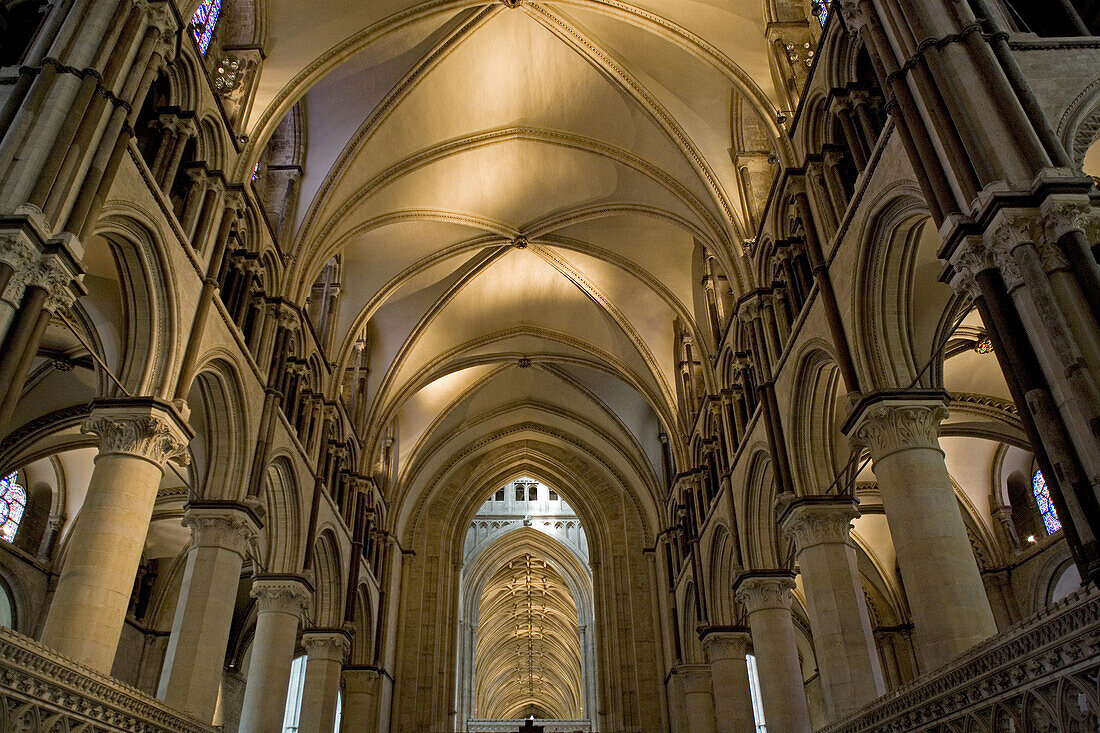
[460, 477, 595, 732]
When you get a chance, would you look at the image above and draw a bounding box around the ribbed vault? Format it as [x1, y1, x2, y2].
[474, 551, 582, 719]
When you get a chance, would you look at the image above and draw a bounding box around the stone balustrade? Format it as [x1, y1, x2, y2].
[0, 625, 213, 732]
[467, 719, 592, 732]
[821, 586, 1100, 732]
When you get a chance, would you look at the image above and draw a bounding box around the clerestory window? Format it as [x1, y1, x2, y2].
[1032, 469, 1062, 535]
[190, 0, 222, 55]
[0, 472, 26, 543]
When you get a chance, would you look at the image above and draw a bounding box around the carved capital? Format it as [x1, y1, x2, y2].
[699, 629, 751, 663]
[1040, 195, 1100, 244]
[850, 399, 947, 463]
[251, 576, 311, 619]
[985, 210, 1044, 288]
[301, 630, 352, 662]
[947, 236, 995, 299]
[82, 401, 192, 467]
[675, 664, 713, 695]
[734, 572, 795, 614]
[268, 302, 300, 331]
[780, 497, 859, 552]
[0, 230, 84, 311]
[183, 501, 262, 556]
[144, 0, 178, 39]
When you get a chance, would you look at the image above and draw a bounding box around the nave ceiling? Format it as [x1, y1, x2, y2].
[231, 0, 790, 514]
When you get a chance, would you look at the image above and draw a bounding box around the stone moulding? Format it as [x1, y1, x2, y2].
[0, 626, 213, 732]
[820, 586, 1100, 732]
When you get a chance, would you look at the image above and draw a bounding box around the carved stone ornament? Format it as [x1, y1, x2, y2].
[850, 402, 948, 463]
[947, 235, 994, 299]
[82, 407, 191, 466]
[984, 210, 1045, 289]
[817, 587, 1100, 733]
[676, 664, 713, 694]
[0, 625, 212, 732]
[1040, 194, 1100, 247]
[700, 630, 751, 663]
[781, 499, 858, 552]
[0, 233, 82, 312]
[301, 631, 352, 662]
[183, 505, 261, 556]
[250, 577, 311, 618]
[735, 574, 795, 614]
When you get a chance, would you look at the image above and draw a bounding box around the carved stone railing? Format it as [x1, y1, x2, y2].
[0, 626, 213, 732]
[821, 585, 1100, 732]
[467, 719, 592, 732]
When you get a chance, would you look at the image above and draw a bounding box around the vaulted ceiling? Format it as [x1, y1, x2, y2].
[242, 0, 783, 517]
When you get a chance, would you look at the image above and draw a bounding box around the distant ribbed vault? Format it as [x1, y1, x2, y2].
[474, 552, 582, 719]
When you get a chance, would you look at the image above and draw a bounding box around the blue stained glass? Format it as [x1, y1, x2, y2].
[814, 0, 831, 26]
[0, 472, 25, 543]
[1032, 470, 1062, 535]
[190, 0, 222, 56]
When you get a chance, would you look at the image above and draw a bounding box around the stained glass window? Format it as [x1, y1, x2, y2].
[813, 0, 831, 26]
[0, 472, 26, 543]
[1032, 469, 1062, 535]
[190, 0, 222, 56]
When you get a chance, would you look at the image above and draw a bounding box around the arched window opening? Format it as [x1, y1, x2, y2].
[1049, 561, 1082, 605]
[0, 471, 27, 543]
[190, 0, 222, 55]
[282, 654, 307, 732]
[1032, 470, 1062, 535]
[746, 653, 767, 732]
[0, 583, 11, 628]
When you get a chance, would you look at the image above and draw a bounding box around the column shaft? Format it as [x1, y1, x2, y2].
[701, 629, 757, 733]
[238, 577, 311, 733]
[735, 574, 812, 733]
[781, 498, 885, 719]
[40, 402, 191, 672]
[850, 399, 997, 670]
[157, 503, 261, 721]
[299, 631, 351, 733]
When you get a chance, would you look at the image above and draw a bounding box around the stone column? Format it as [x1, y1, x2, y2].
[238, 576, 312, 733]
[734, 572, 812, 733]
[40, 400, 191, 672]
[848, 396, 997, 670]
[700, 628, 757, 733]
[780, 497, 885, 719]
[298, 629, 352, 733]
[157, 501, 263, 721]
[341, 667, 380, 731]
[677, 664, 717, 733]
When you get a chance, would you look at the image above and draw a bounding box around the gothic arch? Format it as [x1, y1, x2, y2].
[309, 528, 345, 628]
[187, 356, 250, 500]
[262, 455, 303, 573]
[850, 189, 945, 391]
